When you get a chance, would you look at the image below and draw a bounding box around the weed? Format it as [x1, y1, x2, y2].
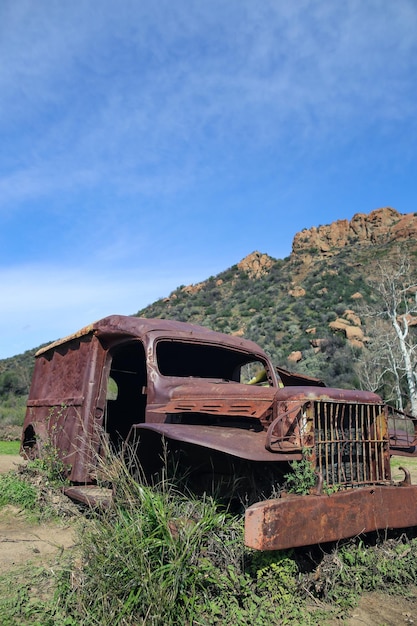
[3, 444, 417, 624]
[0, 472, 37, 510]
[27, 438, 69, 487]
[0, 564, 77, 626]
[284, 449, 317, 495]
[305, 534, 417, 609]
[249, 549, 298, 602]
[0, 437, 75, 521]
[53, 451, 313, 625]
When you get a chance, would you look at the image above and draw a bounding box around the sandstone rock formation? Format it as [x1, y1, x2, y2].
[292, 208, 417, 259]
[329, 310, 366, 348]
[237, 251, 274, 279]
[181, 283, 204, 295]
[288, 350, 303, 363]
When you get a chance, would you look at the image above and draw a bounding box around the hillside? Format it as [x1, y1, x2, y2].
[137, 207, 417, 385]
[1, 206, 416, 431]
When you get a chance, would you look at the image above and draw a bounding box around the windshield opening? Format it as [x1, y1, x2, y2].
[156, 340, 270, 385]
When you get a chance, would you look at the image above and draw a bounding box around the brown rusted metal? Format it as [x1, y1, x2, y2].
[22, 315, 281, 480]
[131, 423, 302, 462]
[20, 314, 417, 550]
[64, 485, 112, 508]
[387, 406, 417, 455]
[275, 366, 326, 387]
[265, 404, 304, 452]
[245, 485, 417, 550]
[399, 466, 411, 486]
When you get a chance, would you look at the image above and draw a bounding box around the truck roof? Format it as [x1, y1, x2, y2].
[36, 314, 267, 357]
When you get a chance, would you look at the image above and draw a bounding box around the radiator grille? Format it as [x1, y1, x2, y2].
[313, 402, 390, 486]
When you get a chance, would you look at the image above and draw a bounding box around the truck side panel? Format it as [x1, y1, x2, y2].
[22, 334, 107, 482]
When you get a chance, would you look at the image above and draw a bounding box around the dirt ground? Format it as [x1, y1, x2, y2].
[0, 506, 76, 569]
[0, 453, 25, 474]
[342, 593, 417, 625]
[0, 455, 77, 572]
[1, 454, 417, 624]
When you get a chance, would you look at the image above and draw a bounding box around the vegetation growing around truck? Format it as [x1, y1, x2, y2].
[0, 452, 72, 522]
[2, 448, 417, 625]
[284, 450, 318, 496]
[0, 471, 38, 511]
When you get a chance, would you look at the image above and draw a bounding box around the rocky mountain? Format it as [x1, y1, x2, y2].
[1, 207, 416, 430]
[293, 207, 417, 259]
[137, 207, 417, 386]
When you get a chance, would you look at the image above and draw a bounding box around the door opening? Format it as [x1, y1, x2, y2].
[104, 341, 147, 448]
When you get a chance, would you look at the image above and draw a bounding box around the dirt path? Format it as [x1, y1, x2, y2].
[0, 506, 76, 569]
[344, 591, 417, 625]
[0, 455, 77, 572]
[0, 454, 25, 474]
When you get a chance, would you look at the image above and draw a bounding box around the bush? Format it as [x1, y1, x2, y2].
[0, 393, 27, 427]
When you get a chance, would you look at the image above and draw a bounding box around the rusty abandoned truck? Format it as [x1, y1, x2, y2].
[21, 315, 417, 550]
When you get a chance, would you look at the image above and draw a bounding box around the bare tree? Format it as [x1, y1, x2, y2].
[358, 251, 417, 415]
[356, 317, 405, 411]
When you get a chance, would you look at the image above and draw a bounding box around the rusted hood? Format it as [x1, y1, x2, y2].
[274, 385, 382, 404]
[152, 380, 277, 419]
[151, 383, 382, 422]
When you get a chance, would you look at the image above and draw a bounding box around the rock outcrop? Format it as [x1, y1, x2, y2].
[329, 310, 366, 348]
[237, 251, 274, 279]
[292, 208, 417, 259]
[288, 350, 303, 363]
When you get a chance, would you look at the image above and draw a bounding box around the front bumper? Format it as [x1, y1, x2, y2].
[245, 484, 417, 550]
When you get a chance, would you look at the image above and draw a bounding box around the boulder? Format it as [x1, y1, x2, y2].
[288, 350, 303, 363]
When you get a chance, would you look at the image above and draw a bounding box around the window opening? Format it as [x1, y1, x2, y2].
[156, 340, 271, 385]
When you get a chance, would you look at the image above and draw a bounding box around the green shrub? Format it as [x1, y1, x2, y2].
[284, 451, 317, 495]
[0, 393, 27, 426]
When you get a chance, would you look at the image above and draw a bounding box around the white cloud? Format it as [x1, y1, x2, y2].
[1, 0, 417, 357]
[2, 1, 416, 203]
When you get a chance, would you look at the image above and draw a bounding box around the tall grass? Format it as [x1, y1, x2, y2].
[56, 450, 308, 625]
[0, 471, 37, 510]
[2, 438, 417, 624]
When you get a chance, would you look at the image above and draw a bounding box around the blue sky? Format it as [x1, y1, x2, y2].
[1, 1, 417, 358]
